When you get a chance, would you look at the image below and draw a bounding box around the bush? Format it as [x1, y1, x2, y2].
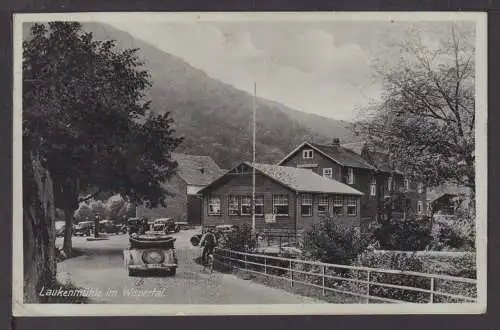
[374, 216, 433, 251]
[220, 224, 257, 252]
[303, 218, 372, 267]
[425, 253, 477, 279]
[349, 251, 431, 303]
[428, 215, 475, 251]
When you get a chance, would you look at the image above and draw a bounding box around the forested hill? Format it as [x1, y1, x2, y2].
[32, 22, 356, 169]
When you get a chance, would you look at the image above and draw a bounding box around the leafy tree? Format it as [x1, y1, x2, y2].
[355, 24, 475, 194]
[107, 197, 125, 221]
[74, 203, 92, 222]
[372, 191, 432, 251]
[23, 22, 183, 255]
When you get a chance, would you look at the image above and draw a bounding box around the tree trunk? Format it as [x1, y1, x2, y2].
[62, 208, 74, 257]
[23, 153, 56, 303]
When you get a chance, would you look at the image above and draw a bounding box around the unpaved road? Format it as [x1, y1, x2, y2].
[55, 229, 322, 304]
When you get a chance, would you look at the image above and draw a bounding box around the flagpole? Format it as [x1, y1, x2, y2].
[252, 81, 256, 235]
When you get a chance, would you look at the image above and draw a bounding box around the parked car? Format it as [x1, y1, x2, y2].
[74, 221, 94, 236]
[175, 221, 189, 230]
[99, 220, 123, 234]
[124, 234, 178, 276]
[152, 218, 180, 234]
[127, 217, 148, 235]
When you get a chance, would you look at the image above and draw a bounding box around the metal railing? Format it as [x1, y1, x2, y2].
[214, 248, 477, 304]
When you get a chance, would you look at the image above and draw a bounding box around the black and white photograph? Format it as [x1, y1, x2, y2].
[12, 12, 487, 316]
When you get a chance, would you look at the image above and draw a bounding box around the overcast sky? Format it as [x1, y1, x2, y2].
[106, 19, 472, 121]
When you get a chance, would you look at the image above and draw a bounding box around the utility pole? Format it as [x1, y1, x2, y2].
[252, 81, 257, 236]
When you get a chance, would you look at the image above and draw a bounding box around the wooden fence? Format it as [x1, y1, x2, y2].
[214, 248, 477, 304]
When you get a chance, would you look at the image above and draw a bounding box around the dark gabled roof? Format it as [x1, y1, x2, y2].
[199, 162, 364, 196]
[364, 150, 394, 173]
[278, 141, 376, 170]
[427, 183, 471, 202]
[341, 141, 366, 155]
[343, 142, 403, 175]
[309, 143, 377, 171]
[172, 153, 224, 186]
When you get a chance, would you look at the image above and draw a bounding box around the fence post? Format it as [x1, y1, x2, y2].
[366, 270, 371, 304]
[244, 253, 247, 271]
[322, 265, 326, 296]
[290, 260, 294, 290]
[429, 277, 435, 303]
[264, 255, 267, 274]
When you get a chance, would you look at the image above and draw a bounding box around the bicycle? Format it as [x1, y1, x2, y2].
[206, 252, 214, 274]
[201, 250, 214, 274]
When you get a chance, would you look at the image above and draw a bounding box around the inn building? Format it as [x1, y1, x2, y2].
[198, 162, 364, 234]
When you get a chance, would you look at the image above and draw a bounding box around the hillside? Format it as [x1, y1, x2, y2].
[24, 22, 355, 169]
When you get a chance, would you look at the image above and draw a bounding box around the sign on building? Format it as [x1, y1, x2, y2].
[265, 214, 276, 223]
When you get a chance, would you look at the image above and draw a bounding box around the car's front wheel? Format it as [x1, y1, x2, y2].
[167, 267, 176, 276]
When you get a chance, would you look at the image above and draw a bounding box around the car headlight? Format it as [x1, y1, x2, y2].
[141, 250, 165, 264]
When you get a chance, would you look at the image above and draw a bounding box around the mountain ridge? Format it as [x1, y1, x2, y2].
[24, 22, 356, 168]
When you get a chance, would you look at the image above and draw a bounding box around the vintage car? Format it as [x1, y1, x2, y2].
[123, 234, 178, 276]
[174, 221, 190, 230]
[98, 220, 123, 234]
[73, 221, 94, 236]
[152, 218, 180, 234]
[127, 217, 148, 235]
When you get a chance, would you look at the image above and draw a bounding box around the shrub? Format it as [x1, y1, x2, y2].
[429, 215, 476, 251]
[345, 251, 431, 303]
[374, 216, 433, 251]
[303, 218, 372, 267]
[425, 253, 477, 279]
[220, 224, 257, 252]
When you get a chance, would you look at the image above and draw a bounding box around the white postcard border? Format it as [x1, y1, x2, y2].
[12, 11, 488, 316]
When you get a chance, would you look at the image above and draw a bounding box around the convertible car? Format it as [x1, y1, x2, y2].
[123, 233, 178, 277]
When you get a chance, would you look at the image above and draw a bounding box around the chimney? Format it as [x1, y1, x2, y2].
[332, 138, 340, 147]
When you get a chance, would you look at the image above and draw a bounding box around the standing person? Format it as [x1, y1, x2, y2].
[94, 215, 101, 238]
[199, 227, 217, 265]
[140, 217, 149, 234]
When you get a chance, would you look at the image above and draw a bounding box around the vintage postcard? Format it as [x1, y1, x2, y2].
[12, 12, 487, 316]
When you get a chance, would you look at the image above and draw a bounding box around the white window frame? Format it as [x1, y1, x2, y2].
[333, 196, 344, 215]
[317, 195, 329, 214]
[404, 177, 410, 191]
[228, 195, 239, 215]
[417, 182, 424, 194]
[240, 196, 252, 216]
[323, 168, 333, 179]
[272, 195, 289, 216]
[370, 178, 377, 197]
[302, 149, 313, 159]
[347, 197, 358, 216]
[254, 196, 264, 216]
[387, 176, 393, 191]
[301, 194, 313, 217]
[347, 168, 354, 184]
[207, 196, 221, 216]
